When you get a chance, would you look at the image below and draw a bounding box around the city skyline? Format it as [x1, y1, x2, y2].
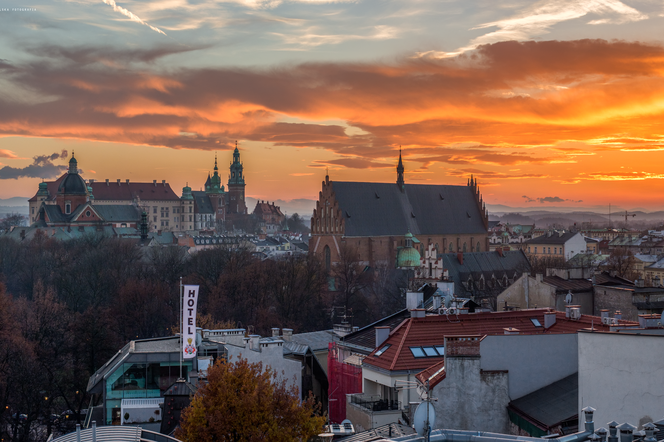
[3, 0, 664, 209]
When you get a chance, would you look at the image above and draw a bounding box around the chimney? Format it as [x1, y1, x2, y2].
[544, 311, 557, 329]
[497, 248, 503, 257]
[89, 179, 95, 183]
[410, 308, 426, 318]
[106, 179, 109, 186]
[117, 179, 121, 185]
[352, 326, 360, 332]
[601, 310, 609, 320]
[432, 294, 442, 310]
[162, 179, 166, 185]
[92, 421, 97, 442]
[76, 424, 81, 442]
[457, 253, 463, 265]
[243, 337, 250, 347]
[249, 335, 260, 351]
[638, 314, 660, 329]
[406, 291, 423, 310]
[583, 407, 596, 433]
[271, 327, 280, 338]
[375, 326, 390, 348]
[126, 179, 129, 184]
[618, 423, 636, 442]
[282, 328, 292, 341]
[608, 421, 619, 442]
[154, 180, 157, 186]
[597, 427, 608, 442]
[642, 423, 657, 442]
[615, 310, 622, 321]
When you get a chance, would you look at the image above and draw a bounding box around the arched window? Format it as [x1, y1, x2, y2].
[324, 246, 331, 273]
[463, 242, 467, 253]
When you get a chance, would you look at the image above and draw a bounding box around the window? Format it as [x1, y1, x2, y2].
[153, 216, 157, 222]
[375, 344, 391, 356]
[531, 318, 543, 327]
[534, 247, 538, 253]
[324, 245, 331, 272]
[65, 202, 71, 214]
[189, 206, 192, 213]
[528, 247, 531, 253]
[410, 346, 444, 358]
[554, 247, 557, 254]
[410, 347, 426, 358]
[85, 210, 91, 217]
[153, 207, 157, 214]
[548, 247, 551, 254]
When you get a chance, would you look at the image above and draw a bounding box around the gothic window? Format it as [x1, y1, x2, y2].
[324, 245, 331, 272]
[65, 202, 71, 214]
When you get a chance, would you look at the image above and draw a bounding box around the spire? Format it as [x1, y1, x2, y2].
[396, 146, 405, 191]
[68, 151, 78, 174]
[214, 152, 218, 171]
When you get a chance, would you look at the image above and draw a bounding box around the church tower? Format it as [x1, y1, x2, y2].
[396, 147, 405, 191]
[227, 142, 247, 214]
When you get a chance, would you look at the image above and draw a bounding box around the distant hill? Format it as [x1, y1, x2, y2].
[0, 197, 30, 207]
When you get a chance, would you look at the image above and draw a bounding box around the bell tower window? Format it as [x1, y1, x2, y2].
[65, 202, 71, 214]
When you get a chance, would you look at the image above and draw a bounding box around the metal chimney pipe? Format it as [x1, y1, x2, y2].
[643, 423, 657, 442]
[597, 427, 608, 442]
[583, 407, 596, 434]
[92, 420, 97, 442]
[76, 424, 81, 442]
[608, 421, 620, 442]
[618, 422, 636, 442]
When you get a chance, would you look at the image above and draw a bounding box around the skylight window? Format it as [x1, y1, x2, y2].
[531, 318, 543, 327]
[375, 344, 391, 356]
[410, 346, 444, 358]
[422, 347, 438, 357]
[410, 347, 426, 358]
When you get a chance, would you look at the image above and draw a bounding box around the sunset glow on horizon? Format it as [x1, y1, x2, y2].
[3, 0, 664, 211]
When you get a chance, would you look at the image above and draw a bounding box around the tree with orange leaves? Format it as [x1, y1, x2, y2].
[176, 357, 325, 442]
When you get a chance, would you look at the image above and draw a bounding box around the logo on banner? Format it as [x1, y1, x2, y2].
[184, 338, 196, 356]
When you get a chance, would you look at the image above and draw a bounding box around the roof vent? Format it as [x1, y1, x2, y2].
[345, 211, 351, 218]
[439, 194, 444, 200]
[375, 192, 380, 199]
[466, 211, 471, 218]
[582, 406, 595, 433]
[411, 211, 416, 218]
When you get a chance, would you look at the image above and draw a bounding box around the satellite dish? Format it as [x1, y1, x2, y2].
[341, 419, 352, 425]
[413, 401, 436, 436]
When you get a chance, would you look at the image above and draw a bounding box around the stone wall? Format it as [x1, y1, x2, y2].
[593, 286, 638, 321]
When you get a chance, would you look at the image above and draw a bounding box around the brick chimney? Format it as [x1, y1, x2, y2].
[544, 311, 557, 329]
[444, 335, 481, 356]
[457, 253, 463, 265]
[375, 326, 390, 348]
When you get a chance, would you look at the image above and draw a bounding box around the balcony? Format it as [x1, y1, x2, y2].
[346, 394, 403, 431]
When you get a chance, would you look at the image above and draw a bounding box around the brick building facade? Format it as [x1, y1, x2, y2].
[309, 152, 489, 269]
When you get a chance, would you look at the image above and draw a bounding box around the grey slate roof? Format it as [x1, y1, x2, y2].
[93, 205, 140, 222]
[508, 373, 578, 429]
[291, 330, 339, 352]
[192, 191, 213, 214]
[331, 182, 486, 237]
[43, 204, 68, 223]
[525, 231, 580, 245]
[337, 423, 415, 441]
[441, 250, 531, 298]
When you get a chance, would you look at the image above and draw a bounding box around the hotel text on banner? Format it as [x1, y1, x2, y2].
[182, 285, 199, 359]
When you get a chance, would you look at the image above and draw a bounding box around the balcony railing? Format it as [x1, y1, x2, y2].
[349, 394, 401, 412]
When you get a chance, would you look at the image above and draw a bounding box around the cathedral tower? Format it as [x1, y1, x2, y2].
[227, 142, 247, 214]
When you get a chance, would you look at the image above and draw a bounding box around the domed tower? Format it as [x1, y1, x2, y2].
[227, 141, 246, 215]
[56, 152, 88, 215]
[397, 231, 421, 269]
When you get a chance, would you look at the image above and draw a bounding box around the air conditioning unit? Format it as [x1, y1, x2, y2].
[602, 316, 611, 325]
[448, 307, 457, 316]
[610, 317, 619, 325]
[570, 308, 581, 320]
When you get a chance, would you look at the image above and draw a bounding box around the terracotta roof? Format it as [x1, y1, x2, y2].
[90, 181, 180, 201]
[415, 360, 446, 388]
[362, 309, 637, 372]
[253, 201, 284, 218]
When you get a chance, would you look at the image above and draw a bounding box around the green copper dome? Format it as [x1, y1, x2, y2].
[397, 231, 421, 268]
[181, 185, 193, 200]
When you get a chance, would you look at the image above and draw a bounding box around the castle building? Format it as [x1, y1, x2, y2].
[309, 150, 489, 269]
[253, 201, 285, 234]
[28, 147, 249, 233]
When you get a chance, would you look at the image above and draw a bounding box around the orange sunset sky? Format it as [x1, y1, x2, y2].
[2, 0, 664, 211]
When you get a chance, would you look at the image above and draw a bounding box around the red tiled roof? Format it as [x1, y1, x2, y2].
[29, 176, 180, 202]
[90, 182, 180, 201]
[415, 360, 446, 388]
[363, 309, 637, 372]
[253, 201, 284, 217]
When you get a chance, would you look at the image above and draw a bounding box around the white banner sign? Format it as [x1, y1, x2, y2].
[182, 285, 199, 359]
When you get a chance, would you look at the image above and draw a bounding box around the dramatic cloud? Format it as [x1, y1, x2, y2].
[0, 150, 68, 180]
[2, 39, 664, 174]
[0, 149, 18, 159]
